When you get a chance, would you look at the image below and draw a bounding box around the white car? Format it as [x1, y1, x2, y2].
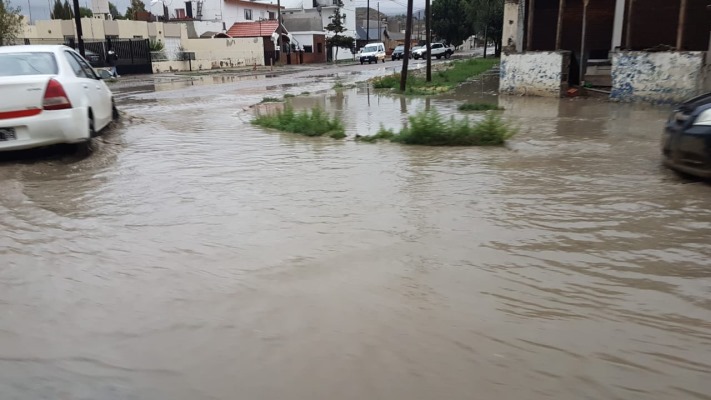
[0, 45, 118, 152]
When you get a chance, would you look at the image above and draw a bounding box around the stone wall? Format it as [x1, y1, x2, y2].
[611, 51, 707, 103]
[499, 51, 570, 97]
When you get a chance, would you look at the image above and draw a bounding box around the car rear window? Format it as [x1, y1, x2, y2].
[0, 52, 58, 76]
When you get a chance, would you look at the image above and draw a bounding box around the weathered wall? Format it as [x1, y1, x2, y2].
[611, 51, 706, 103]
[500, 51, 570, 97]
[153, 37, 265, 72]
[502, 0, 520, 51]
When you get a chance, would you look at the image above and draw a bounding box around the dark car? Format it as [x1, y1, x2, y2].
[662, 92, 711, 178]
[391, 45, 406, 60]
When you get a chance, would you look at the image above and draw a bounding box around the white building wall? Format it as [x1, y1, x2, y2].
[611, 51, 707, 103]
[500, 52, 570, 97]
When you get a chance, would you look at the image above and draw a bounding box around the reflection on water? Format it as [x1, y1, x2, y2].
[1, 75, 710, 400]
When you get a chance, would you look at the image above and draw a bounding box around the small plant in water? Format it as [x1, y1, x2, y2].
[253, 106, 345, 139]
[367, 110, 515, 146]
[300, 91, 311, 96]
[260, 97, 282, 103]
[355, 130, 395, 143]
[458, 102, 503, 111]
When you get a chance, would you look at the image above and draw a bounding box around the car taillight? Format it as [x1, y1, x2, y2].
[43, 79, 72, 110]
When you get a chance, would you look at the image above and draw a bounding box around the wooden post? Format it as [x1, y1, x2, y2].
[555, 0, 565, 49]
[425, 0, 431, 81]
[676, 0, 688, 50]
[580, 0, 589, 84]
[400, 0, 414, 91]
[625, 0, 634, 49]
[526, 0, 536, 50]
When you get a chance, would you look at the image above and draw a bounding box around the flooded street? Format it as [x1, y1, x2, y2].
[1, 66, 711, 400]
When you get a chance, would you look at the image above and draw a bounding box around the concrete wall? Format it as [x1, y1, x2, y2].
[22, 18, 186, 41]
[153, 37, 265, 72]
[500, 51, 570, 97]
[611, 51, 707, 103]
[502, 0, 520, 51]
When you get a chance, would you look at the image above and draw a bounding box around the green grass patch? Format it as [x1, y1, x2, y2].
[253, 106, 345, 139]
[371, 58, 499, 95]
[355, 130, 395, 143]
[260, 96, 282, 103]
[458, 102, 503, 111]
[283, 93, 296, 98]
[374, 110, 515, 146]
[300, 91, 311, 96]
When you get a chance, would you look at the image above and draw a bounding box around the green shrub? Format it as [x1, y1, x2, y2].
[458, 102, 503, 111]
[284, 93, 296, 98]
[389, 110, 515, 146]
[355, 130, 395, 143]
[260, 97, 282, 103]
[253, 106, 345, 138]
[300, 91, 311, 96]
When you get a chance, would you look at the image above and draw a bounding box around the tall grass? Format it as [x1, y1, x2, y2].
[253, 106, 345, 138]
[458, 102, 503, 111]
[371, 58, 499, 95]
[369, 110, 515, 146]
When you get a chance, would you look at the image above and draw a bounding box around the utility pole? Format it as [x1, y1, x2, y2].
[276, 0, 282, 63]
[377, 3, 380, 41]
[366, 0, 370, 43]
[72, 0, 85, 56]
[400, 0, 413, 91]
[425, 0, 431, 81]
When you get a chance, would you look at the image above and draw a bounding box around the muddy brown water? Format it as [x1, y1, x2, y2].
[1, 70, 710, 400]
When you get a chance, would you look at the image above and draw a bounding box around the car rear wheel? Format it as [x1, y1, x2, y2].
[112, 100, 120, 121]
[445, 52, 451, 59]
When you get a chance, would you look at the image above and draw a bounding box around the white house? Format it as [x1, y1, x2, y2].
[149, 0, 280, 30]
[281, 0, 356, 61]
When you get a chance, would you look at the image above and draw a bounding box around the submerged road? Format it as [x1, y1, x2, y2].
[1, 64, 710, 400]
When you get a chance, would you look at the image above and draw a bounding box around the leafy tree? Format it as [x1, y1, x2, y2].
[62, 0, 74, 19]
[0, 0, 23, 46]
[324, 1, 354, 62]
[124, 0, 147, 20]
[108, 2, 123, 19]
[79, 7, 93, 17]
[431, 0, 470, 47]
[467, 0, 503, 56]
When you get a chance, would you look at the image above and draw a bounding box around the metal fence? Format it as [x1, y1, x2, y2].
[22, 38, 153, 75]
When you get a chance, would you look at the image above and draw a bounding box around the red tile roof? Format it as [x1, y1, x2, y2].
[227, 21, 287, 38]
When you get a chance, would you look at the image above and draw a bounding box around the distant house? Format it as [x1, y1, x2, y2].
[227, 20, 289, 64]
[149, 0, 280, 24]
[283, 14, 328, 63]
[499, 0, 710, 103]
[281, 0, 356, 61]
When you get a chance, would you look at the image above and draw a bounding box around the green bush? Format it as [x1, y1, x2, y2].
[382, 110, 515, 146]
[260, 97, 282, 103]
[458, 102, 503, 111]
[284, 93, 296, 98]
[355, 130, 395, 143]
[253, 106, 345, 138]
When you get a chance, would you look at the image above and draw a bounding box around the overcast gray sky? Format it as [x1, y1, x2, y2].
[9, 0, 425, 23]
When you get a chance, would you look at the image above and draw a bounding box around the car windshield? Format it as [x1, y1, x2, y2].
[394, 46, 404, 51]
[0, 52, 58, 76]
[363, 45, 378, 53]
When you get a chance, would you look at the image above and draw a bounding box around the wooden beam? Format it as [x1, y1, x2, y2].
[624, 0, 634, 49]
[555, 0, 565, 50]
[580, 0, 589, 84]
[526, 0, 536, 50]
[676, 0, 688, 50]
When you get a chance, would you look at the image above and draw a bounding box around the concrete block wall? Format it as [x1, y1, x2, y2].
[611, 51, 707, 103]
[499, 51, 570, 97]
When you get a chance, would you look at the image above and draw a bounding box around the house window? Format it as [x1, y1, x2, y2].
[303, 45, 313, 53]
[175, 8, 185, 18]
[244, 9, 253, 20]
[268, 11, 275, 20]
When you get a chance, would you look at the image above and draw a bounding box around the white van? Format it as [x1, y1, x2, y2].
[359, 42, 386, 64]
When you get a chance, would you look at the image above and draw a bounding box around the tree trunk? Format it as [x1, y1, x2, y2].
[483, 25, 488, 58]
[425, 0, 431, 82]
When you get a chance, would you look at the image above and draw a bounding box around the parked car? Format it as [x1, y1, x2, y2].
[0, 45, 118, 153]
[412, 43, 454, 60]
[359, 42, 386, 64]
[662, 92, 711, 178]
[391, 45, 407, 60]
